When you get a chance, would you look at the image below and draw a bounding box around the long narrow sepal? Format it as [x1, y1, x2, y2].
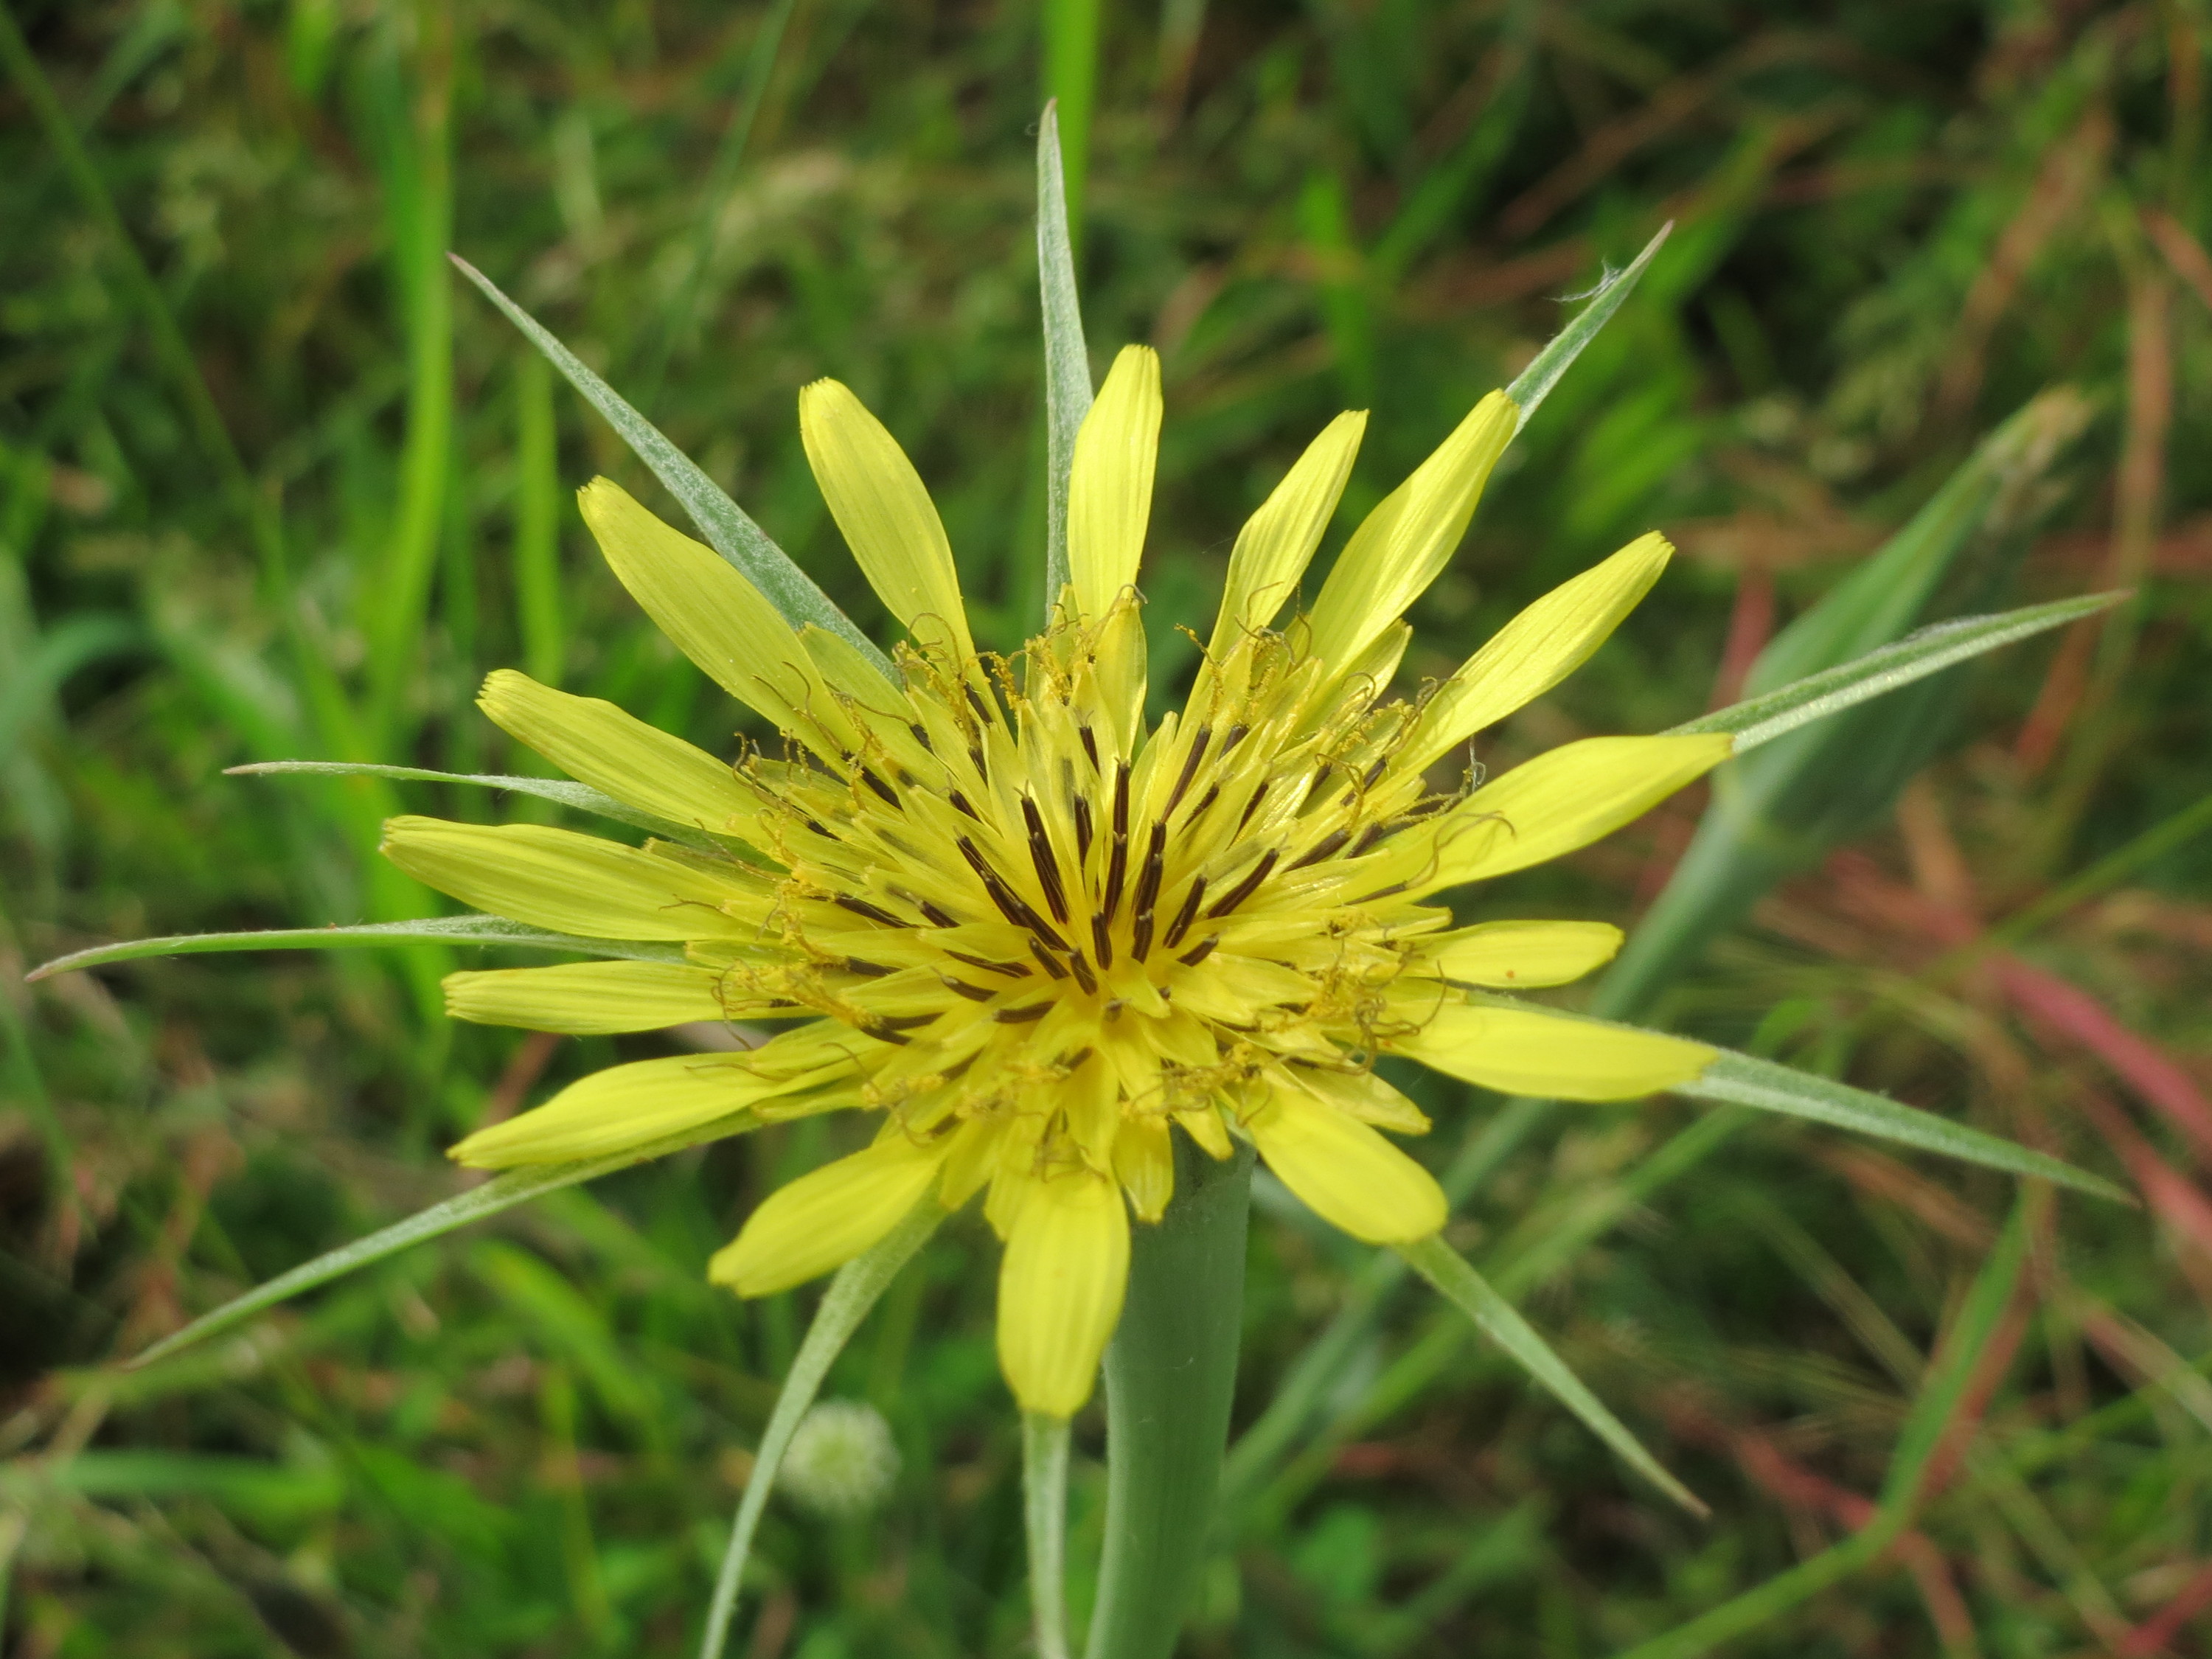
[1021, 1412, 1074, 1659]
[1676, 1048, 2129, 1203]
[1037, 100, 1093, 620]
[1670, 591, 2124, 754]
[227, 759, 721, 848]
[699, 1200, 942, 1659]
[448, 254, 897, 682]
[1503, 223, 1670, 431]
[1396, 1232, 1705, 1514]
[125, 1118, 751, 1370]
[28, 914, 686, 981]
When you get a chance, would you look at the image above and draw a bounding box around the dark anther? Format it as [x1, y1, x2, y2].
[1164, 876, 1208, 949]
[1021, 797, 1070, 923]
[968, 744, 989, 782]
[1165, 726, 1211, 815]
[1361, 756, 1389, 790]
[1130, 824, 1167, 959]
[965, 685, 993, 725]
[877, 1012, 939, 1032]
[1352, 821, 1392, 856]
[1068, 951, 1098, 995]
[1102, 831, 1130, 923]
[1112, 761, 1130, 837]
[908, 723, 933, 751]
[804, 817, 835, 838]
[1072, 793, 1094, 863]
[1079, 725, 1100, 771]
[835, 894, 902, 927]
[946, 949, 1028, 979]
[917, 898, 957, 928]
[1236, 781, 1270, 833]
[1102, 998, 1125, 1021]
[1222, 723, 1251, 753]
[942, 976, 995, 1002]
[841, 958, 895, 977]
[1028, 939, 1071, 980]
[1091, 911, 1115, 969]
[948, 789, 979, 820]
[1206, 848, 1279, 918]
[1289, 827, 1351, 871]
[1178, 934, 1220, 967]
[1183, 782, 1219, 825]
[995, 1002, 1051, 1023]
[957, 835, 1068, 948]
[860, 768, 900, 807]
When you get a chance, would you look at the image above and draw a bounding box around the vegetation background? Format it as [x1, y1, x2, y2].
[4, 0, 2211, 1654]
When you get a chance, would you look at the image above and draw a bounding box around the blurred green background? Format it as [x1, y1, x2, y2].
[4, 0, 2211, 1654]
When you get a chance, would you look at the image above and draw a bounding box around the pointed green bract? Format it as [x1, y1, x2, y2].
[1397, 1233, 1704, 1514]
[1037, 101, 1093, 621]
[1680, 1048, 2126, 1201]
[1674, 591, 2124, 754]
[449, 254, 897, 682]
[1503, 224, 1670, 433]
[29, 915, 687, 982]
[699, 1200, 941, 1659]
[125, 1119, 751, 1371]
[227, 759, 720, 848]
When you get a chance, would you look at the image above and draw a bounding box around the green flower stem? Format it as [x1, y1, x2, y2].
[1086, 1138, 1256, 1659]
[1021, 1412, 1073, 1659]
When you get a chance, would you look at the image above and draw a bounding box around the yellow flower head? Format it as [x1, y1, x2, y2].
[384, 344, 1727, 1418]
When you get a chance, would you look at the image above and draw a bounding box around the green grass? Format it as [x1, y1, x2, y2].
[5, 1, 2212, 1655]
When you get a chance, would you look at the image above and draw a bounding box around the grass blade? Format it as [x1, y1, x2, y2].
[1022, 1411, 1074, 1659]
[29, 915, 688, 981]
[1037, 100, 1093, 619]
[1397, 1234, 1704, 1514]
[512, 351, 566, 686]
[700, 1200, 941, 1659]
[449, 255, 895, 682]
[125, 1116, 757, 1371]
[1503, 223, 1670, 431]
[1680, 1048, 2127, 1202]
[226, 758, 720, 847]
[1674, 592, 2124, 753]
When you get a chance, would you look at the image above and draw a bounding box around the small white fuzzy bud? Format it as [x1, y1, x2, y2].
[779, 1400, 900, 1518]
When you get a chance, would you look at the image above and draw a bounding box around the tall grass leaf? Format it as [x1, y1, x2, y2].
[123, 1119, 757, 1371]
[700, 1200, 940, 1659]
[449, 256, 896, 681]
[1037, 101, 1092, 617]
[1503, 224, 1670, 432]
[1680, 1049, 2126, 1201]
[513, 351, 565, 686]
[1397, 1234, 1705, 1514]
[1675, 592, 2123, 753]
[29, 916, 689, 982]
[226, 758, 720, 847]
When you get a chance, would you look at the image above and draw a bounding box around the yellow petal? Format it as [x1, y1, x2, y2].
[1399, 532, 1672, 775]
[477, 669, 764, 840]
[443, 960, 731, 1034]
[798, 379, 975, 664]
[1416, 734, 1732, 892]
[710, 1131, 947, 1295]
[1419, 919, 1624, 989]
[452, 1052, 780, 1167]
[1396, 1004, 1714, 1100]
[1206, 410, 1366, 655]
[1304, 390, 1515, 677]
[577, 479, 852, 756]
[1113, 1116, 1175, 1222]
[1067, 346, 1162, 622]
[997, 1169, 1131, 1416]
[1245, 1082, 1445, 1243]
[380, 815, 754, 939]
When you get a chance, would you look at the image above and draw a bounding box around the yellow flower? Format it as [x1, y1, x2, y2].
[384, 347, 1728, 1419]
